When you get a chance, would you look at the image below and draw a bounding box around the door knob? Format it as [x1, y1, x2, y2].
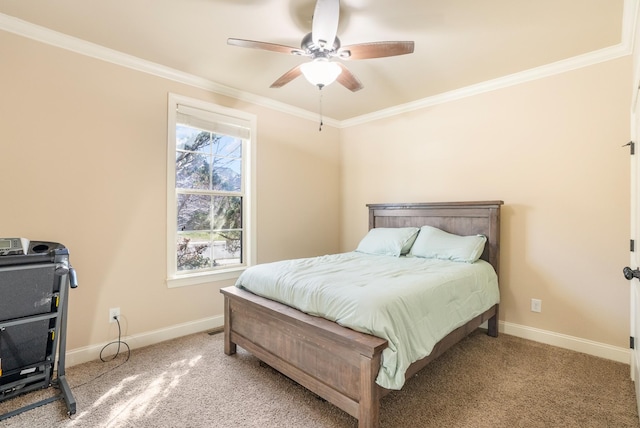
[623, 266, 640, 280]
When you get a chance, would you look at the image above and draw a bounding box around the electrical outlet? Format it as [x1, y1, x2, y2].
[109, 307, 120, 323]
[531, 299, 542, 313]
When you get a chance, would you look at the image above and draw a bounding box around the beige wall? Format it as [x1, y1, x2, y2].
[0, 26, 633, 356]
[340, 56, 632, 348]
[0, 31, 341, 351]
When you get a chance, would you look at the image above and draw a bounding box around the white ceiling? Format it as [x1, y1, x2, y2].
[0, 0, 628, 122]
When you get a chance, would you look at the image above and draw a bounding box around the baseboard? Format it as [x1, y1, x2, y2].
[500, 321, 630, 364]
[64, 316, 629, 368]
[64, 315, 224, 367]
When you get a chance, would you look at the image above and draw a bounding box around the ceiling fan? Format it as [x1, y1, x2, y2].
[227, 0, 415, 92]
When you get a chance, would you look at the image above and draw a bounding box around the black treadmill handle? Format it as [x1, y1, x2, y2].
[68, 267, 78, 288]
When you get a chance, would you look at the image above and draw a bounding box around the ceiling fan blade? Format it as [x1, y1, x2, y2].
[339, 41, 415, 60]
[311, 0, 340, 49]
[270, 64, 304, 88]
[227, 38, 304, 55]
[335, 63, 363, 92]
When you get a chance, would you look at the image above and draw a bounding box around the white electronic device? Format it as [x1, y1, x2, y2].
[0, 238, 29, 256]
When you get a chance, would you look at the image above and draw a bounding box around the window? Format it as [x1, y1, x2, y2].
[166, 94, 256, 287]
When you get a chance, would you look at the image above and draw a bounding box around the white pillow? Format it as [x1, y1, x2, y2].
[355, 227, 419, 257]
[409, 225, 487, 263]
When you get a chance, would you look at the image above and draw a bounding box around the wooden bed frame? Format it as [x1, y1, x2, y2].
[220, 201, 503, 428]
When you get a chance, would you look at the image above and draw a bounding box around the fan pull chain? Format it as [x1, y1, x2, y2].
[318, 85, 324, 132]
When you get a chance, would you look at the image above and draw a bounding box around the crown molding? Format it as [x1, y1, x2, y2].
[0, 13, 340, 128]
[340, 43, 632, 128]
[342, 0, 638, 128]
[1, 0, 637, 130]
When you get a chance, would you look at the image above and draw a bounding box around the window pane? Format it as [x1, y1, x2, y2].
[177, 194, 211, 231]
[212, 157, 242, 191]
[176, 152, 211, 190]
[213, 136, 242, 157]
[176, 235, 212, 271]
[212, 230, 242, 265]
[176, 126, 212, 152]
[212, 196, 242, 230]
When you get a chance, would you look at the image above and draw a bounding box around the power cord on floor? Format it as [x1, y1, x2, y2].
[69, 316, 131, 391]
[100, 316, 130, 363]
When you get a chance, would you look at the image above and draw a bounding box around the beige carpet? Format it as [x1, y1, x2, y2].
[0, 330, 637, 427]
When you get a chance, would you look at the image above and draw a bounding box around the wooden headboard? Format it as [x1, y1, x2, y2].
[366, 201, 504, 275]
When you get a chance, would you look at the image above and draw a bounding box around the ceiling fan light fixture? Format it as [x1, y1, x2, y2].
[227, 0, 414, 94]
[300, 58, 342, 88]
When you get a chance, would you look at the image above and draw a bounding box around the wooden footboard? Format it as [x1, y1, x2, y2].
[222, 285, 388, 426]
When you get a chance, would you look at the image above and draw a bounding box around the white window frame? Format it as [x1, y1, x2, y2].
[166, 93, 256, 288]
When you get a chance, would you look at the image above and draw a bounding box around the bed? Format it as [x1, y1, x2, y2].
[220, 201, 503, 428]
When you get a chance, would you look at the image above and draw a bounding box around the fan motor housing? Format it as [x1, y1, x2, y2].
[301, 32, 340, 54]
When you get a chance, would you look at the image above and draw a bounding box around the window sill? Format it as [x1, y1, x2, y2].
[166, 267, 245, 288]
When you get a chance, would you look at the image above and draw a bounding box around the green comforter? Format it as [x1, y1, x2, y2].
[235, 252, 499, 390]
